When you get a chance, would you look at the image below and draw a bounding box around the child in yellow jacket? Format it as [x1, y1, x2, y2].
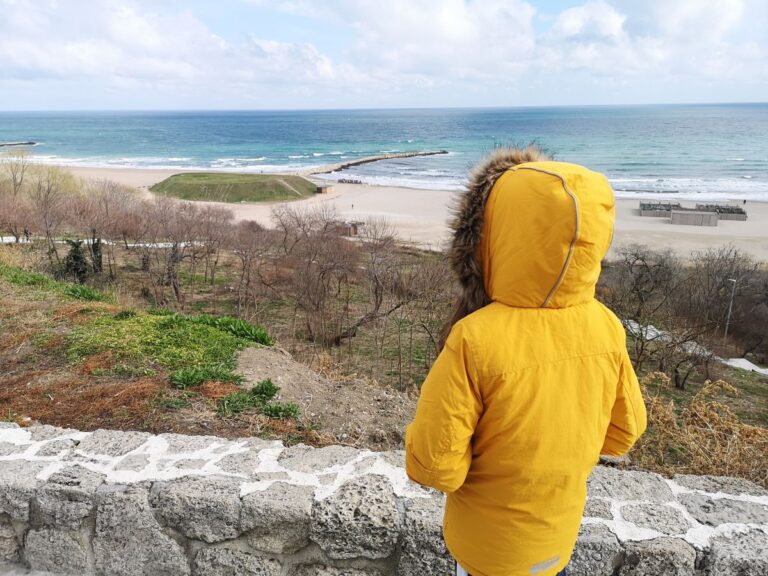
[405, 147, 647, 576]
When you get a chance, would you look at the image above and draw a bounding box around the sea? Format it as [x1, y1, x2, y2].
[1, 104, 766, 201]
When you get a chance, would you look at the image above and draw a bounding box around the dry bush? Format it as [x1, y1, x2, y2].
[0, 244, 27, 268]
[631, 372, 768, 487]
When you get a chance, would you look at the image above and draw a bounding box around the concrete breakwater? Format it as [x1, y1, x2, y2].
[300, 150, 448, 176]
[1, 423, 766, 576]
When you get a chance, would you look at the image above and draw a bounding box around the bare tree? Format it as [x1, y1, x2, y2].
[27, 166, 73, 264]
[0, 151, 32, 242]
[229, 220, 274, 318]
[674, 246, 759, 337]
[604, 245, 712, 389]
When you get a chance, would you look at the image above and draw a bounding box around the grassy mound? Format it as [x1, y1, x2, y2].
[150, 173, 316, 202]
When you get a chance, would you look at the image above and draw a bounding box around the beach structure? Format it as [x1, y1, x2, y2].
[696, 204, 748, 220]
[639, 202, 682, 217]
[334, 220, 364, 237]
[639, 202, 748, 226]
[671, 210, 719, 227]
[315, 185, 334, 194]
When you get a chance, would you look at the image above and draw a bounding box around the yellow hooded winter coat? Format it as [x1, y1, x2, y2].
[405, 153, 647, 576]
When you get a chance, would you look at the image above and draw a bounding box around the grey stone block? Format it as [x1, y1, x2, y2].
[33, 466, 105, 530]
[0, 423, 19, 429]
[216, 438, 279, 476]
[217, 450, 262, 477]
[397, 495, 452, 576]
[151, 475, 243, 543]
[158, 458, 208, 470]
[290, 566, 385, 576]
[679, 494, 768, 526]
[311, 475, 400, 560]
[241, 483, 313, 554]
[233, 438, 281, 452]
[252, 472, 290, 482]
[620, 503, 690, 535]
[76, 429, 149, 457]
[0, 517, 18, 561]
[618, 537, 696, 575]
[35, 438, 77, 457]
[114, 454, 150, 472]
[28, 425, 74, 442]
[160, 433, 222, 453]
[672, 474, 768, 497]
[568, 523, 622, 576]
[193, 547, 281, 576]
[279, 445, 360, 473]
[0, 461, 49, 521]
[93, 484, 190, 576]
[584, 498, 613, 520]
[354, 451, 405, 475]
[24, 528, 90, 575]
[379, 450, 405, 468]
[706, 530, 768, 575]
[588, 466, 674, 503]
[0, 443, 26, 457]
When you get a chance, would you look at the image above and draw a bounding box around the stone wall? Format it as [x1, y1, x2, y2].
[1, 423, 766, 576]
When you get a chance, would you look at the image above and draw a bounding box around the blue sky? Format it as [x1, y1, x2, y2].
[0, 0, 766, 110]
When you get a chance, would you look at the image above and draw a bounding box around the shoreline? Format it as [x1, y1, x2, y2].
[62, 165, 768, 260]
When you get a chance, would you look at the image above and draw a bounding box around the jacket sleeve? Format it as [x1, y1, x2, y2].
[601, 349, 648, 456]
[405, 324, 482, 493]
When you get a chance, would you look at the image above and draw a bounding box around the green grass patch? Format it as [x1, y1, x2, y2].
[216, 378, 299, 419]
[150, 173, 316, 203]
[63, 284, 108, 302]
[114, 310, 137, 320]
[261, 402, 300, 419]
[170, 365, 244, 389]
[153, 391, 193, 410]
[187, 314, 273, 345]
[67, 313, 263, 372]
[0, 266, 59, 288]
[0, 263, 112, 302]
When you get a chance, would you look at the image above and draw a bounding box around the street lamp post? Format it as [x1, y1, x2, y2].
[723, 278, 737, 341]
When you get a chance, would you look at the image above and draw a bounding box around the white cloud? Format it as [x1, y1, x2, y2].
[0, 0, 765, 108]
[552, 1, 625, 41]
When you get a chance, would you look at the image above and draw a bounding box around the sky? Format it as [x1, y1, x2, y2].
[0, 0, 766, 110]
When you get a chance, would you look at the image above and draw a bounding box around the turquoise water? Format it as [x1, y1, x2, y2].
[1, 104, 766, 200]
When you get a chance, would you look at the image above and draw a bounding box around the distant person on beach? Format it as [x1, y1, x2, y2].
[405, 146, 647, 576]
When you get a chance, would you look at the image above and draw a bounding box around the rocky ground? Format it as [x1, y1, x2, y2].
[237, 347, 417, 450]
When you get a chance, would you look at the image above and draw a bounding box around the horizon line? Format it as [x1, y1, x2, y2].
[1, 101, 767, 114]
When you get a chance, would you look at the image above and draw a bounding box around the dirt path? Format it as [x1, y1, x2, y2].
[237, 346, 417, 450]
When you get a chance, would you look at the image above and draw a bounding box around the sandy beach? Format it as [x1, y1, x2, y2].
[66, 166, 768, 261]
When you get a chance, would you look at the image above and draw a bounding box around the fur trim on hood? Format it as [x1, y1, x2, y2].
[441, 145, 551, 346]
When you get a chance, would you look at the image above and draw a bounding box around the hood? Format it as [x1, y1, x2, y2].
[449, 149, 615, 311]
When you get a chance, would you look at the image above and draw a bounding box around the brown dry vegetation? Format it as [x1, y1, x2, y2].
[632, 373, 768, 487]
